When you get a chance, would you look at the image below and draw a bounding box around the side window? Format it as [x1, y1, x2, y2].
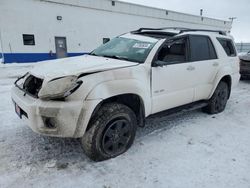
[189, 35, 217, 61]
[157, 38, 187, 64]
[207, 38, 217, 59]
[217, 38, 236, 57]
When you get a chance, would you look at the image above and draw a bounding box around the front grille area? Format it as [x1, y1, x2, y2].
[23, 75, 43, 98]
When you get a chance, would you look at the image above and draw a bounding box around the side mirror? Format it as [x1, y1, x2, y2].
[152, 60, 167, 67]
[103, 38, 110, 44]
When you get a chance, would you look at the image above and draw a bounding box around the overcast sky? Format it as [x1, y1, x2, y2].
[121, 0, 250, 42]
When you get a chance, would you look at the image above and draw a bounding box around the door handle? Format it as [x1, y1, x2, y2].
[187, 66, 195, 71]
[213, 62, 219, 67]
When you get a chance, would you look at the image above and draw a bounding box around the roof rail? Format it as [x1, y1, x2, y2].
[179, 29, 227, 35]
[131, 27, 228, 36]
[131, 27, 190, 33]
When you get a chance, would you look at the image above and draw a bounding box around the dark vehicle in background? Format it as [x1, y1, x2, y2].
[239, 51, 250, 79]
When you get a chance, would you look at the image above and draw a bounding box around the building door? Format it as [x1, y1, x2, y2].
[55, 37, 67, 58]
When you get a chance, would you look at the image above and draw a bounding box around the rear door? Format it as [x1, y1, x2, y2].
[188, 35, 220, 101]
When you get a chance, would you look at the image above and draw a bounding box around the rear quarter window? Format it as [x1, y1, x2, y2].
[217, 38, 237, 57]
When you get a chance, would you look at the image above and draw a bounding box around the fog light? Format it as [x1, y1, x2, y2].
[43, 117, 57, 129]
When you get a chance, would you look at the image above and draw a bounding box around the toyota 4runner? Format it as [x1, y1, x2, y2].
[11, 28, 240, 161]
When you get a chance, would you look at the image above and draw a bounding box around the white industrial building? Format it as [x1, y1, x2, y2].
[0, 0, 232, 63]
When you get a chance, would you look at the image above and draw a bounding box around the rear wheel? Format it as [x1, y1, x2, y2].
[81, 103, 137, 161]
[203, 81, 229, 114]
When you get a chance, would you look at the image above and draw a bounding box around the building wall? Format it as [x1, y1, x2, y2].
[236, 43, 250, 53]
[0, 0, 232, 63]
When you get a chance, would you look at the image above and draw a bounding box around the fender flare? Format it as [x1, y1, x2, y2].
[86, 79, 151, 116]
[208, 67, 233, 99]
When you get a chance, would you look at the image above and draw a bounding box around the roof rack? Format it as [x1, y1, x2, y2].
[131, 27, 190, 34]
[131, 27, 227, 36]
[179, 29, 227, 35]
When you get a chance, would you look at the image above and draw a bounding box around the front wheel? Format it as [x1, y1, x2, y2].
[203, 81, 229, 114]
[81, 103, 137, 161]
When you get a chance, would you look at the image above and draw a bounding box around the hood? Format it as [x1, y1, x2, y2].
[239, 52, 250, 62]
[30, 55, 139, 79]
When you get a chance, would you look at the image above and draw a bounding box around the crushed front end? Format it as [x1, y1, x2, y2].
[11, 73, 87, 138]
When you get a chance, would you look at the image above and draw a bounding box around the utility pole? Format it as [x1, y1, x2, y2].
[229, 17, 237, 24]
[0, 29, 4, 64]
[200, 9, 203, 16]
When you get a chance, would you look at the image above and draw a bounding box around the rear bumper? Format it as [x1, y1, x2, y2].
[11, 86, 101, 138]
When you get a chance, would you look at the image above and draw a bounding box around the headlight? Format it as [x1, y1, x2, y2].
[38, 76, 82, 100]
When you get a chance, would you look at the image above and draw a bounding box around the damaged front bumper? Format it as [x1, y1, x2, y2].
[11, 86, 101, 138]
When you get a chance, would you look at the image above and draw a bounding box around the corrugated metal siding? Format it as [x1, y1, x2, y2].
[0, 0, 233, 63]
[40, 0, 232, 31]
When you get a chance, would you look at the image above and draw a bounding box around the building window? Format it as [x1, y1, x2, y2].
[111, 1, 115, 6]
[23, 34, 35, 45]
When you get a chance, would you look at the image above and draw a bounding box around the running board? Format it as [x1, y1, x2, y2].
[147, 101, 208, 120]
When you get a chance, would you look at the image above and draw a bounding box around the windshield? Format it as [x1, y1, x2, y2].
[91, 36, 157, 63]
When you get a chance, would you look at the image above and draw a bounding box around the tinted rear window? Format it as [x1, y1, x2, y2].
[217, 38, 236, 57]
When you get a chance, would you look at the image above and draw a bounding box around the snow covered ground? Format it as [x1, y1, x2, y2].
[0, 64, 250, 188]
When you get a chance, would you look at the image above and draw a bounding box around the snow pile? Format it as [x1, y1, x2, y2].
[0, 64, 250, 188]
[0, 63, 34, 79]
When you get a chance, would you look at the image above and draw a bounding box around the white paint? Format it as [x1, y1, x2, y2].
[239, 52, 250, 61]
[30, 54, 139, 79]
[10, 31, 240, 139]
[0, 0, 232, 54]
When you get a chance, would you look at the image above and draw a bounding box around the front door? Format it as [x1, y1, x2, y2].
[55, 37, 67, 59]
[151, 37, 196, 114]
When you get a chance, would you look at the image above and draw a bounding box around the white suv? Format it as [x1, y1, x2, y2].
[11, 28, 240, 161]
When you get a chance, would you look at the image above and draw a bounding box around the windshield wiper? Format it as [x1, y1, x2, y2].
[90, 54, 123, 59]
[90, 54, 140, 63]
[102, 55, 132, 61]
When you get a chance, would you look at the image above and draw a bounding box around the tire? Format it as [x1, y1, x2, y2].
[81, 103, 137, 161]
[203, 81, 229, 114]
